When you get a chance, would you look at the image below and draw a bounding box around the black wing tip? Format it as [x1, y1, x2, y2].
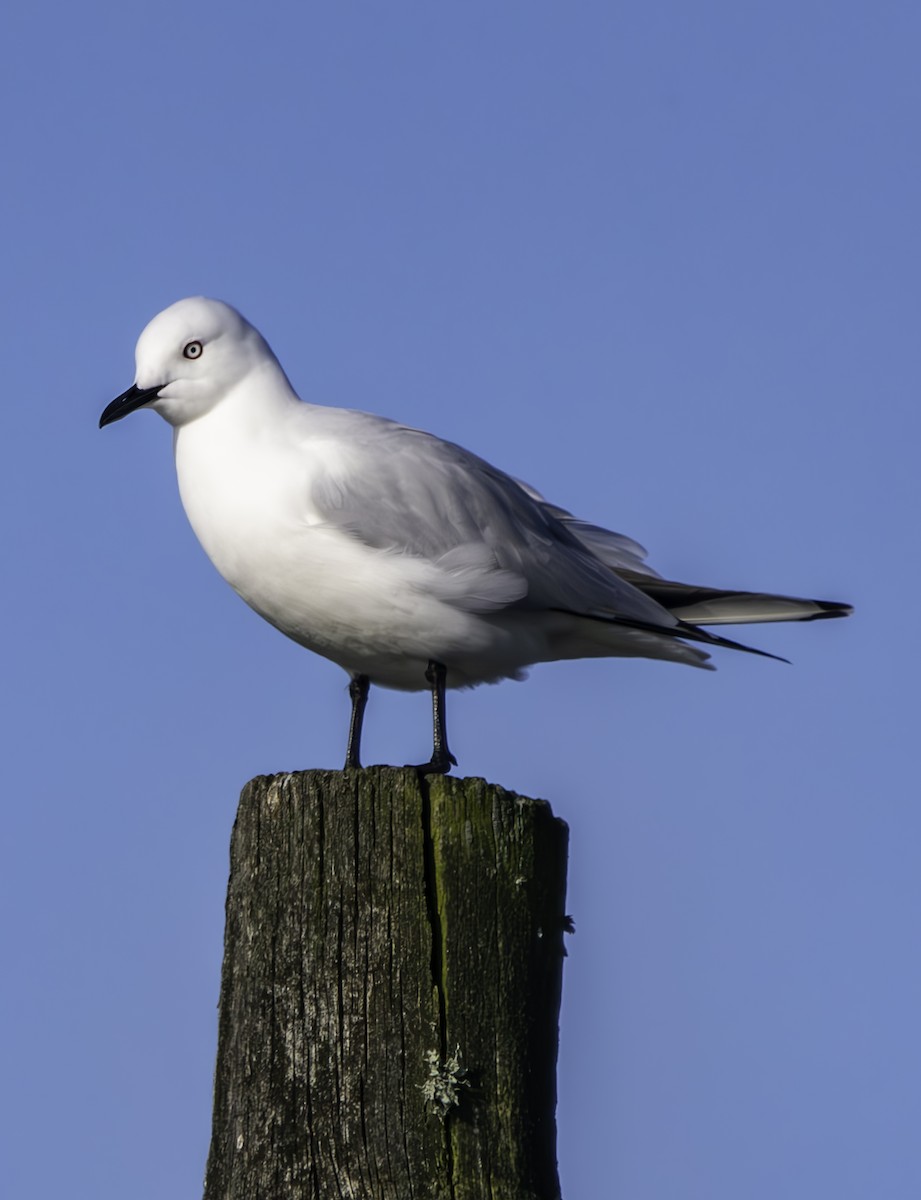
[676, 623, 791, 664]
[801, 601, 854, 621]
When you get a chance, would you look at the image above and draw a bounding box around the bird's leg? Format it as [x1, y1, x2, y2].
[410, 660, 458, 776]
[344, 674, 370, 769]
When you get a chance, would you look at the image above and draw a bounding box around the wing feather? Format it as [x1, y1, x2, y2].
[305, 411, 676, 627]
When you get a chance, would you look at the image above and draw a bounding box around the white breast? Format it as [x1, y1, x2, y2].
[171, 405, 519, 687]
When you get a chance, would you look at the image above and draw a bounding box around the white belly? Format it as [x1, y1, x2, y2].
[172, 422, 543, 690]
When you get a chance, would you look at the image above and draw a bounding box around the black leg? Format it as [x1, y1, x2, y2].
[409, 660, 458, 776]
[344, 674, 370, 769]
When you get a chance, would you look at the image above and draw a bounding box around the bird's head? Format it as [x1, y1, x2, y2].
[99, 296, 276, 430]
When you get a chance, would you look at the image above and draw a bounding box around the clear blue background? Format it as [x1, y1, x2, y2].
[2, 4, 917, 1197]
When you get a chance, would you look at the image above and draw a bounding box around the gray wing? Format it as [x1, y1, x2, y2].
[513, 481, 662, 580]
[306, 410, 676, 627]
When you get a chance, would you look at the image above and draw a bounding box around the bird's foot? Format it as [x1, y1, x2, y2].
[408, 749, 457, 777]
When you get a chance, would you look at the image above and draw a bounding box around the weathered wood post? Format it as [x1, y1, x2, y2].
[203, 767, 569, 1200]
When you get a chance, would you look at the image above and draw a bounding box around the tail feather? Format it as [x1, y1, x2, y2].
[550, 573, 851, 669]
[616, 572, 853, 627]
[551, 607, 791, 665]
[609, 613, 792, 663]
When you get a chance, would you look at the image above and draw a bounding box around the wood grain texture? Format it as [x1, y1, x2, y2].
[203, 768, 569, 1200]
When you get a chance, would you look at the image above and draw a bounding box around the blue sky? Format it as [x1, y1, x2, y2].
[2, 4, 918, 1197]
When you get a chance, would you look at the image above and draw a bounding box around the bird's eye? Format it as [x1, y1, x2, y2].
[183, 340, 203, 360]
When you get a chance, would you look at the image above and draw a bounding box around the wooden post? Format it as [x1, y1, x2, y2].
[203, 767, 569, 1200]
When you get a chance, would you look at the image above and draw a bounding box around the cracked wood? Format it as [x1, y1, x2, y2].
[203, 767, 569, 1200]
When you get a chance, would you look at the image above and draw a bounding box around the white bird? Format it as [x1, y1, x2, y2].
[100, 297, 851, 773]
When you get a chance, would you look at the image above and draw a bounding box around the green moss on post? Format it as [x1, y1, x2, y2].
[203, 768, 569, 1200]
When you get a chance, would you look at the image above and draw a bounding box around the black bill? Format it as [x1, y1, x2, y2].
[99, 383, 163, 429]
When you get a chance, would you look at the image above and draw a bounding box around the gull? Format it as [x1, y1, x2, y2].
[100, 297, 851, 773]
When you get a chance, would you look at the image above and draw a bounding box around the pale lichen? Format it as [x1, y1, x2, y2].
[420, 1047, 471, 1121]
